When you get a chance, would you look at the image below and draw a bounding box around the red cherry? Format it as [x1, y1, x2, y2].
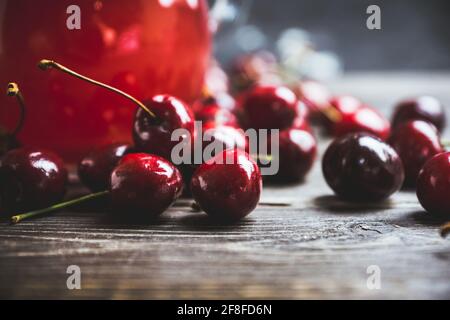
[333, 104, 391, 141]
[417, 152, 450, 218]
[190, 149, 262, 221]
[324, 95, 363, 129]
[240, 85, 299, 130]
[0, 147, 67, 214]
[0, 0, 210, 163]
[392, 96, 446, 132]
[133, 95, 195, 160]
[230, 51, 279, 93]
[323, 133, 404, 202]
[267, 128, 317, 183]
[195, 104, 238, 128]
[389, 120, 444, 187]
[201, 124, 247, 160]
[78, 143, 134, 192]
[293, 80, 331, 121]
[110, 153, 183, 219]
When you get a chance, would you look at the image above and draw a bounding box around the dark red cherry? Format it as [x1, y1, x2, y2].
[323, 133, 404, 202]
[267, 128, 317, 183]
[240, 85, 299, 130]
[389, 120, 443, 187]
[110, 153, 183, 219]
[78, 143, 134, 192]
[0, 147, 67, 214]
[230, 51, 279, 93]
[392, 96, 446, 132]
[333, 104, 391, 141]
[133, 95, 195, 160]
[293, 80, 331, 122]
[417, 152, 450, 219]
[323, 95, 363, 130]
[201, 124, 247, 160]
[190, 149, 262, 221]
[195, 104, 238, 128]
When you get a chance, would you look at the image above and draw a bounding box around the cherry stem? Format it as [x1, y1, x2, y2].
[440, 222, 450, 238]
[10, 190, 109, 224]
[38, 59, 156, 118]
[319, 104, 343, 123]
[6, 83, 26, 136]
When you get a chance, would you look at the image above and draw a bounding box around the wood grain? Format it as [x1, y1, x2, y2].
[0, 73, 450, 300]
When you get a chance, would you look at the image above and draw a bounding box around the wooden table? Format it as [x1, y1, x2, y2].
[1, 73, 450, 299]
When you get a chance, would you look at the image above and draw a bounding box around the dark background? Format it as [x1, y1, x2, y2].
[213, 0, 450, 71]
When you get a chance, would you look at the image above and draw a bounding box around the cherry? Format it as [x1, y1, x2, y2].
[0, 0, 210, 163]
[389, 120, 443, 187]
[200, 124, 247, 160]
[332, 104, 391, 141]
[417, 152, 450, 219]
[133, 95, 195, 160]
[195, 104, 238, 128]
[323, 133, 404, 202]
[110, 153, 184, 219]
[0, 147, 67, 215]
[240, 85, 299, 130]
[292, 80, 331, 122]
[392, 96, 446, 132]
[190, 149, 262, 221]
[323, 95, 363, 130]
[78, 143, 134, 192]
[267, 128, 317, 183]
[230, 51, 279, 93]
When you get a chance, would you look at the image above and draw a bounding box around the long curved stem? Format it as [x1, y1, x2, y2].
[11, 190, 109, 224]
[38, 59, 155, 118]
[6, 83, 26, 136]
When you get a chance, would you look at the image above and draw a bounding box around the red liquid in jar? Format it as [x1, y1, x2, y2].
[0, 0, 211, 162]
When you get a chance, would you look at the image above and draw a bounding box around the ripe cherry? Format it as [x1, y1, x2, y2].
[190, 149, 262, 221]
[389, 120, 443, 187]
[267, 128, 317, 183]
[78, 143, 134, 192]
[292, 80, 331, 122]
[133, 95, 195, 160]
[195, 104, 238, 128]
[240, 85, 299, 130]
[230, 51, 279, 93]
[330, 100, 391, 141]
[0, 147, 67, 215]
[323, 133, 404, 202]
[417, 152, 450, 219]
[110, 153, 184, 220]
[392, 96, 446, 132]
[200, 124, 247, 160]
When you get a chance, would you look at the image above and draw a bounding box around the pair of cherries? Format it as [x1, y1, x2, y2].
[296, 81, 391, 141]
[1, 60, 263, 223]
[239, 85, 317, 183]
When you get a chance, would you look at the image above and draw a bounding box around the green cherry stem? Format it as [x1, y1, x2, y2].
[38, 59, 156, 118]
[11, 190, 109, 224]
[6, 82, 26, 136]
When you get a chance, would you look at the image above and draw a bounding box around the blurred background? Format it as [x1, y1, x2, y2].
[211, 0, 450, 75]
